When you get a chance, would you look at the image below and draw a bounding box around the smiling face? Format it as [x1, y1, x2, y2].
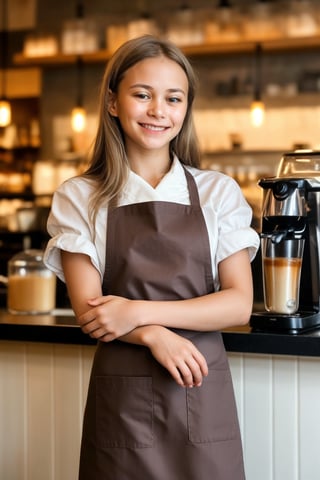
[108, 55, 189, 162]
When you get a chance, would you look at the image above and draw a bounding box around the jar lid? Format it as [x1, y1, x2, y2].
[9, 249, 45, 267]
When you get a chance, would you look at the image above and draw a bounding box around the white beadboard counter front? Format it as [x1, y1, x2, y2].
[1, 309, 320, 480]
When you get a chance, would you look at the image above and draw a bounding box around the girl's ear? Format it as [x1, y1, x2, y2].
[107, 90, 118, 117]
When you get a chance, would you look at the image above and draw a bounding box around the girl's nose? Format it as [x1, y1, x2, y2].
[148, 99, 165, 118]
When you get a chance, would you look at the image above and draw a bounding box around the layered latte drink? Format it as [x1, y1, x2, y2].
[263, 256, 303, 314]
[261, 236, 304, 315]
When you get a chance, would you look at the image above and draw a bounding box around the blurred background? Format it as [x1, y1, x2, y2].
[1, 0, 320, 287]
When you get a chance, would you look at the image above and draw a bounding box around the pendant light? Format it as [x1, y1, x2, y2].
[250, 43, 265, 128]
[71, 105, 86, 132]
[71, 57, 86, 132]
[217, 0, 232, 23]
[0, 0, 11, 127]
[70, 1, 86, 132]
[217, 0, 232, 8]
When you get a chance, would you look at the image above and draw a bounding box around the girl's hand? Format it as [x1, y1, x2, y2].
[144, 326, 208, 388]
[77, 295, 139, 341]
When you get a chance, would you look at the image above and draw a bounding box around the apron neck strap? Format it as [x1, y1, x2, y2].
[182, 165, 200, 206]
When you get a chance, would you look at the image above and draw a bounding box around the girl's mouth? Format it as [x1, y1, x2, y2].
[140, 123, 168, 132]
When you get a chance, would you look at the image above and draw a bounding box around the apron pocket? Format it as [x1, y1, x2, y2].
[187, 368, 238, 444]
[96, 375, 154, 449]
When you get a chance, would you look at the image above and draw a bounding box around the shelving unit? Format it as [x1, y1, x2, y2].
[0, 191, 34, 201]
[12, 35, 320, 67]
[9, 33, 320, 193]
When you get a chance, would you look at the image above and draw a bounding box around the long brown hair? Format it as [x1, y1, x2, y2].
[84, 35, 201, 225]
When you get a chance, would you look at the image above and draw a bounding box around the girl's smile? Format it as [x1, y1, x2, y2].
[140, 123, 168, 132]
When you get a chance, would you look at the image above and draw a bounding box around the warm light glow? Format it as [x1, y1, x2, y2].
[71, 106, 86, 132]
[0, 99, 11, 127]
[250, 100, 265, 128]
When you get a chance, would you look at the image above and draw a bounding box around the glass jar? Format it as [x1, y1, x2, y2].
[7, 249, 56, 314]
[244, 1, 281, 41]
[61, 18, 99, 54]
[165, 6, 204, 46]
[284, 0, 319, 38]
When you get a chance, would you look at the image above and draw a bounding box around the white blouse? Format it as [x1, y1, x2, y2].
[44, 157, 260, 292]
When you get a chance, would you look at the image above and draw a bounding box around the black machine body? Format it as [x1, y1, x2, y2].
[251, 151, 320, 334]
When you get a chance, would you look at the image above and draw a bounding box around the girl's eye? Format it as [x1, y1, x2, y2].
[135, 93, 150, 100]
[168, 97, 182, 104]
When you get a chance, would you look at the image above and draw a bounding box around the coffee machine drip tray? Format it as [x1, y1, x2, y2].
[250, 311, 320, 335]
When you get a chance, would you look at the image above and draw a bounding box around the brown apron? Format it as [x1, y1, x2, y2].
[79, 166, 245, 480]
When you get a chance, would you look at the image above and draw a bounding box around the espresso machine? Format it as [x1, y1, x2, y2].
[251, 150, 320, 333]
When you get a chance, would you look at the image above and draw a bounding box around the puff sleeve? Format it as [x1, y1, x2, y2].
[44, 177, 104, 282]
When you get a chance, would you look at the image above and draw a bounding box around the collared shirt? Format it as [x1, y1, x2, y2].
[44, 156, 260, 291]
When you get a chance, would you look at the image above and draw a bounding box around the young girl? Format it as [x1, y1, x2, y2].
[44, 35, 259, 480]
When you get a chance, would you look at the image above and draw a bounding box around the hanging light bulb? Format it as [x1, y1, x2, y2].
[250, 100, 265, 128]
[0, 0, 11, 127]
[70, 3, 87, 133]
[71, 56, 86, 132]
[0, 98, 11, 127]
[250, 43, 265, 128]
[71, 105, 86, 132]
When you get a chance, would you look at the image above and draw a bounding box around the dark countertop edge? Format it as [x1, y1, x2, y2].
[222, 330, 320, 357]
[0, 322, 97, 346]
[1, 311, 320, 356]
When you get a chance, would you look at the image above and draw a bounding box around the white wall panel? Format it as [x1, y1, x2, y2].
[298, 357, 320, 480]
[272, 356, 299, 480]
[0, 342, 26, 480]
[244, 354, 273, 480]
[2, 342, 320, 480]
[25, 343, 55, 480]
[53, 344, 83, 480]
[0, 341, 96, 480]
[229, 353, 320, 480]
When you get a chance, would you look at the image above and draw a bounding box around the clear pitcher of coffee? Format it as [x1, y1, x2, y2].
[261, 235, 304, 314]
[7, 249, 56, 314]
